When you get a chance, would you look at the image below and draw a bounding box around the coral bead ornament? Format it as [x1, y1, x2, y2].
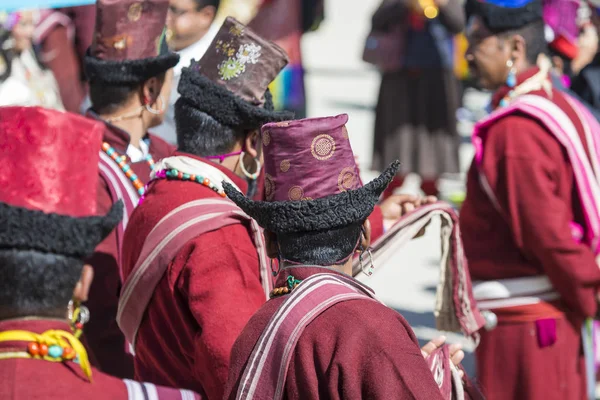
[102, 142, 155, 196]
[27, 342, 39, 356]
[39, 343, 48, 356]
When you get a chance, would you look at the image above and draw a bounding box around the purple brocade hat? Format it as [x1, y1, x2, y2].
[224, 115, 400, 234]
[262, 114, 360, 202]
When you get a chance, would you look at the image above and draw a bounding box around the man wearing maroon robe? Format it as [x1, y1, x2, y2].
[222, 114, 480, 399]
[81, 0, 179, 379]
[117, 18, 294, 399]
[0, 106, 199, 400]
[461, 0, 600, 398]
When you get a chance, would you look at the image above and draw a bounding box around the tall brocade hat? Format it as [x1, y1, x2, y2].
[465, 0, 543, 31]
[176, 17, 293, 131]
[84, 0, 179, 84]
[543, 0, 579, 60]
[224, 114, 399, 234]
[0, 107, 122, 258]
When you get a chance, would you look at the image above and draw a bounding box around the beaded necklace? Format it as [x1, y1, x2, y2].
[102, 142, 155, 196]
[146, 168, 227, 198]
[0, 328, 92, 381]
[269, 275, 302, 298]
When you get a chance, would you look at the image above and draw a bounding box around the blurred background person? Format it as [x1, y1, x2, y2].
[543, 0, 600, 121]
[248, 0, 325, 118]
[0, 10, 64, 109]
[33, 5, 96, 113]
[369, 0, 465, 198]
[152, 0, 220, 145]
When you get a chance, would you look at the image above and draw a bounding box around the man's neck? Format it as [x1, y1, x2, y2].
[100, 112, 146, 149]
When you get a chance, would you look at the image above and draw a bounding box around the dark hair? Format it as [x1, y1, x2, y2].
[499, 20, 548, 65]
[89, 82, 139, 115]
[175, 90, 275, 156]
[175, 98, 248, 156]
[276, 223, 362, 266]
[89, 71, 167, 115]
[0, 249, 83, 319]
[193, 0, 220, 11]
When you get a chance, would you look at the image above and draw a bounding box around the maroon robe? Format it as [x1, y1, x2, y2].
[120, 152, 384, 398]
[121, 153, 268, 399]
[460, 67, 600, 399]
[0, 319, 200, 400]
[224, 266, 448, 399]
[85, 118, 174, 379]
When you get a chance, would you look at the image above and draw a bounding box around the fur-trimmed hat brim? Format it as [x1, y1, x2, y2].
[0, 201, 123, 259]
[224, 161, 400, 234]
[84, 50, 180, 84]
[177, 67, 294, 131]
[465, 0, 543, 32]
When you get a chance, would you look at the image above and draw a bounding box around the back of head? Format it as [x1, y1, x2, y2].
[175, 86, 275, 156]
[0, 250, 83, 319]
[277, 224, 363, 266]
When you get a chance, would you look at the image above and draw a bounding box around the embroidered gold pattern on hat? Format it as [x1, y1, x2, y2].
[127, 2, 143, 22]
[274, 121, 290, 127]
[262, 130, 271, 146]
[341, 125, 349, 139]
[311, 134, 336, 161]
[265, 173, 275, 200]
[101, 34, 130, 51]
[288, 186, 304, 201]
[338, 166, 359, 192]
[280, 160, 290, 172]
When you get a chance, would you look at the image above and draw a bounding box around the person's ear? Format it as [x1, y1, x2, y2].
[510, 34, 528, 67]
[141, 76, 162, 105]
[73, 264, 94, 303]
[244, 130, 260, 159]
[361, 219, 372, 249]
[264, 230, 279, 259]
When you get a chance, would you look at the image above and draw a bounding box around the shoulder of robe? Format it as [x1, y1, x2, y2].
[486, 113, 563, 160]
[121, 379, 201, 400]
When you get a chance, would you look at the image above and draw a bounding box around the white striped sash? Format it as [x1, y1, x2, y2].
[122, 379, 201, 400]
[236, 273, 379, 400]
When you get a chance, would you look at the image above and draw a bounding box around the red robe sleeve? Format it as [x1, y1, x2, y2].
[482, 115, 600, 318]
[175, 224, 267, 400]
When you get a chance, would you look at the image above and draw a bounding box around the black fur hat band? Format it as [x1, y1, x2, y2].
[0, 201, 123, 259]
[465, 0, 543, 32]
[84, 50, 180, 85]
[177, 68, 294, 130]
[224, 161, 399, 234]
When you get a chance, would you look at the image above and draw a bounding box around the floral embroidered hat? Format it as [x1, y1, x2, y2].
[176, 17, 293, 131]
[224, 115, 400, 234]
[84, 0, 179, 84]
